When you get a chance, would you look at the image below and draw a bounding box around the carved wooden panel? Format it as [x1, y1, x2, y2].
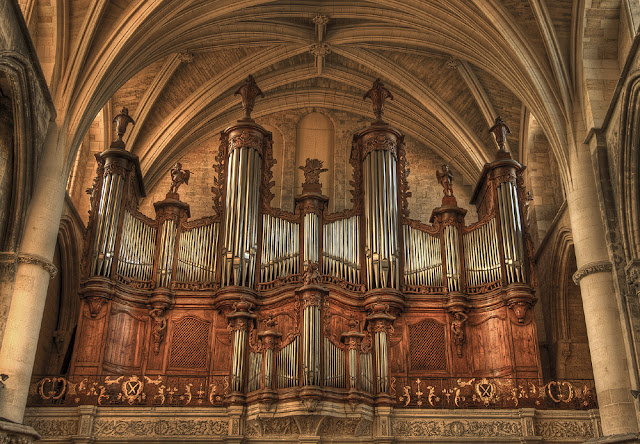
[469, 309, 513, 376]
[408, 319, 446, 371]
[510, 318, 541, 377]
[103, 308, 145, 371]
[168, 316, 210, 370]
[72, 301, 109, 370]
[388, 319, 406, 374]
[212, 312, 231, 372]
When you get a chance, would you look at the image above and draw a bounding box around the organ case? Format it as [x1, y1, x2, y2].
[67, 78, 543, 411]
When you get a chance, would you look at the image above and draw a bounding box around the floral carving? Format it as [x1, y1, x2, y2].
[229, 131, 262, 153]
[16, 253, 57, 279]
[211, 133, 227, 220]
[93, 419, 228, 437]
[392, 419, 521, 437]
[572, 261, 613, 285]
[361, 135, 397, 159]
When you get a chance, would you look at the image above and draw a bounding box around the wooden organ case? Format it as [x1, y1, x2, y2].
[64, 77, 565, 418]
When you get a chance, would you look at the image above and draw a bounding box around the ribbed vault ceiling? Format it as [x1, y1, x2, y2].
[34, 0, 586, 188]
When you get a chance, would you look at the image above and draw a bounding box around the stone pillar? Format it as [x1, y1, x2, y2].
[567, 142, 639, 437]
[0, 123, 65, 425]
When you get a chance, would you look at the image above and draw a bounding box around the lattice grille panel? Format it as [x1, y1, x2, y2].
[409, 319, 446, 371]
[169, 317, 210, 369]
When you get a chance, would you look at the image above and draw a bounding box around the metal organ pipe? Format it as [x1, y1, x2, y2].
[221, 145, 262, 288]
[444, 224, 461, 292]
[363, 149, 399, 290]
[463, 218, 501, 287]
[116, 211, 157, 281]
[260, 214, 300, 282]
[176, 222, 219, 282]
[403, 225, 443, 286]
[497, 182, 525, 284]
[275, 337, 298, 389]
[360, 353, 374, 393]
[303, 302, 321, 386]
[247, 352, 262, 392]
[323, 338, 346, 388]
[91, 173, 124, 277]
[231, 328, 247, 392]
[156, 219, 177, 287]
[322, 216, 360, 283]
[304, 213, 319, 264]
[375, 330, 389, 393]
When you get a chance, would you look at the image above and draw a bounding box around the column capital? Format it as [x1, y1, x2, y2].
[573, 260, 613, 285]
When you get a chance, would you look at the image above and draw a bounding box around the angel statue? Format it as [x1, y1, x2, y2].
[436, 164, 454, 197]
[169, 162, 192, 194]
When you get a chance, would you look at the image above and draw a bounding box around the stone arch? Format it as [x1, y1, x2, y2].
[0, 50, 54, 252]
[32, 214, 81, 374]
[577, 0, 625, 130]
[618, 72, 640, 259]
[543, 228, 594, 380]
[520, 111, 564, 248]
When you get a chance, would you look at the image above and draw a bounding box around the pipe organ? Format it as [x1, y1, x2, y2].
[60, 78, 559, 420]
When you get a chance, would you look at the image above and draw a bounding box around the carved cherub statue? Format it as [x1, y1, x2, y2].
[436, 164, 454, 197]
[303, 261, 321, 286]
[169, 162, 192, 194]
[112, 107, 135, 142]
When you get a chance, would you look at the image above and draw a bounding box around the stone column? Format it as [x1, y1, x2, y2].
[0, 123, 65, 426]
[567, 142, 639, 437]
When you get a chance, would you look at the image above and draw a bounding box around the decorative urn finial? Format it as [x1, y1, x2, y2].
[489, 116, 511, 152]
[234, 75, 264, 121]
[112, 107, 135, 144]
[363, 78, 393, 122]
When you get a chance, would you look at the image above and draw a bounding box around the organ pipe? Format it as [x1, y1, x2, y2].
[261, 214, 300, 282]
[323, 216, 360, 283]
[222, 146, 262, 288]
[497, 181, 525, 284]
[91, 172, 124, 277]
[275, 337, 299, 389]
[443, 224, 462, 292]
[220, 76, 271, 289]
[403, 225, 442, 287]
[302, 302, 321, 385]
[227, 299, 256, 397]
[362, 149, 400, 290]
